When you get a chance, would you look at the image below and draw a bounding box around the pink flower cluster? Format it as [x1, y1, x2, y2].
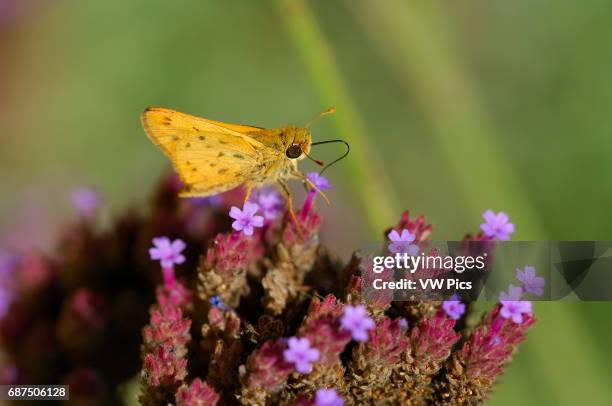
[392, 210, 433, 244]
[176, 378, 220, 406]
[458, 305, 535, 380]
[128, 179, 538, 405]
[410, 313, 460, 362]
[297, 297, 353, 365]
[244, 296, 380, 389]
[141, 237, 214, 402]
[204, 232, 263, 277]
[358, 317, 409, 365]
[245, 340, 294, 390]
[141, 298, 191, 387]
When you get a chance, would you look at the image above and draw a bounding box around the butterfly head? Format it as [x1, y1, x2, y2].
[284, 127, 312, 161]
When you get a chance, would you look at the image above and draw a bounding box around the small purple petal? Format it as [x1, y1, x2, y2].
[243, 202, 259, 216]
[483, 210, 496, 223]
[443, 297, 466, 320]
[71, 187, 102, 219]
[229, 206, 242, 220]
[499, 284, 523, 302]
[251, 215, 264, 228]
[307, 172, 332, 191]
[516, 266, 545, 297]
[258, 190, 283, 220]
[399, 229, 416, 242]
[499, 284, 532, 325]
[387, 230, 400, 241]
[315, 388, 344, 406]
[387, 229, 417, 254]
[228, 202, 264, 236]
[244, 225, 254, 236]
[480, 210, 515, 240]
[406, 244, 420, 256]
[340, 305, 375, 342]
[283, 337, 320, 374]
[149, 237, 187, 269]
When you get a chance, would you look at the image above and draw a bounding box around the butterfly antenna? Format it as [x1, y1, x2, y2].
[310, 139, 350, 175]
[305, 107, 336, 129]
[303, 150, 325, 166]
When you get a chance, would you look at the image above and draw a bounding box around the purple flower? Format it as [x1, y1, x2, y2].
[499, 284, 523, 301]
[71, 187, 102, 219]
[302, 173, 331, 219]
[283, 337, 320, 374]
[229, 202, 264, 236]
[257, 190, 283, 220]
[315, 388, 344, 406]
[387, 229, 419, 255]
[500, 300, 532, 324]
[340, 305, 375, 342]
[306, 172, 332, 191]
[442, 295, 466, 320]
[148, 237, 186, 269]
[499, 285, 532, 324]
[480, 210, 514, 240]
[516, 266, 545, 297]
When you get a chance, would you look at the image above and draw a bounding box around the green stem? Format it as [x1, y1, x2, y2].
[347, 0, 547, 239]
[272, 0, 400, 235]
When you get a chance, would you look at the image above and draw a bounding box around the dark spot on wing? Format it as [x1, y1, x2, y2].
[233, 153, 245, 160]
[185, 142, 191, 148]
[210, 163, 217, 167]
[192, 126, 200, 132]
[217, 152, 225, 158]
[219, 140, 228, 145]
[218, 168, 228, 174]
[199, 135, 206, 141]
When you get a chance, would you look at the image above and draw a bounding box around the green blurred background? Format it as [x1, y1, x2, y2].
[1, 1, 611, 404]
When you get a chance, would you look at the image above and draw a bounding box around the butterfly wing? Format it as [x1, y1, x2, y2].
[141, 107, 279, 197]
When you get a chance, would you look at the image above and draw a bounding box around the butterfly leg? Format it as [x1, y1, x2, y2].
[243, 183, 254, 204]
[277, 180, 304, 237]
[294, 171, 330, 205]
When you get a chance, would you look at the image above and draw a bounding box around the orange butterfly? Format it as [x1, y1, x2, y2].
[141, 107, 346, 225]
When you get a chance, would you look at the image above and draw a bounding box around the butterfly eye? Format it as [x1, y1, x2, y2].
[285, 144, 302, 159]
